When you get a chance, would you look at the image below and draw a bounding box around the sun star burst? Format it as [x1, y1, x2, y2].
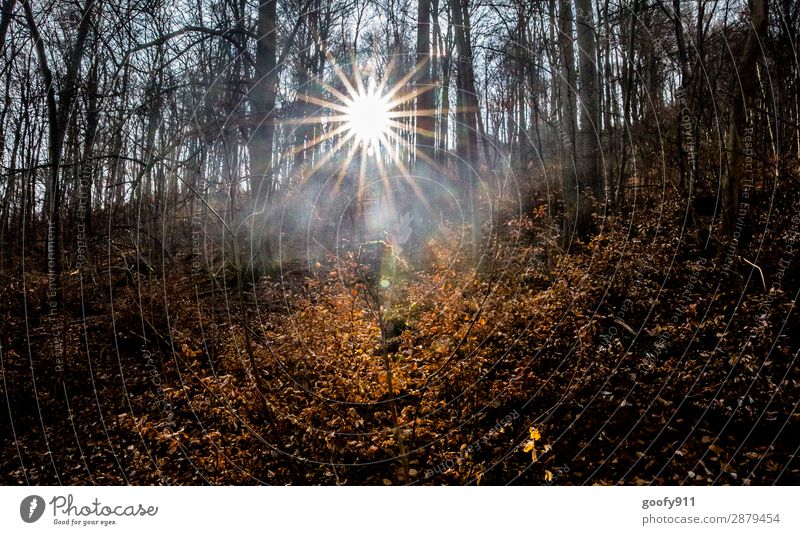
[282, 56, 437, 214]
[345, 89, 392, 150]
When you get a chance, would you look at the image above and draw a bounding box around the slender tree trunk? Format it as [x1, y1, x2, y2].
[22, 0, 58, 274]
[109, 64, 130, 211]
[672, 0, 693, 195]
[615, 0, 637, 205]
[558, 0, 579, 242]
[723, 0, 768, 234]
[449, 0, 480, 251]
[25, 0, 95, 277]
[0, 0, 14, 55]
[249, 0, 279, 208]
[436, 13, 452, 164]
[416, 0, 435, 169]
[0, 63, 17, 254]
[576, 0, 601, 208]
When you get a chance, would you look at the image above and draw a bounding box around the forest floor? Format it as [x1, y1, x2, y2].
[1, 195, 799, 485]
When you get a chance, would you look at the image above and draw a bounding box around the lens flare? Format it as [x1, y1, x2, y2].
[281, 56, 437, 213]
[345, 91, 391, 148]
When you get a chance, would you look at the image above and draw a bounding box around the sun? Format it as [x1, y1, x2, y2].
[285, 59, 430, 164]
[282, 57, 438, 212]
[344, 89, 391, 149]
[281, 57, 437, 215]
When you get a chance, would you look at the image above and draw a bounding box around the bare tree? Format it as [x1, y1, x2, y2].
[0, 0, 15, 55]
[558, 0, 579, 240]
[416, 0, 435, 168]
[23, 0, 96, 277]
[723, 0, 768, 234]
[249, 0, 279, 208]
[575, 0, 601, 206]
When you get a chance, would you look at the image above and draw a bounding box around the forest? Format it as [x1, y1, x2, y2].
[0, 0, 798, 485]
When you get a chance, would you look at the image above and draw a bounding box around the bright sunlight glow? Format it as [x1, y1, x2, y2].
[345, 92, 391, 148]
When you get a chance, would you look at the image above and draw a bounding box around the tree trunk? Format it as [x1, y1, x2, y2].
[449, 0, 480, 251]
[78, 58, 100, 237]
[25, 0, 95, 277]
[723, 0, 768, 234]
[449, 0, 479, 168]
[614, 0, 637, 205]
[416, 0, 435, 169]
[576, 0, 601, 205]
[435, 9, 452, 164]
[0, 0, 14, 55]
[671, 0, 694, 195]
[558, 0, 579, 242]
[249, 0, 279, 208]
